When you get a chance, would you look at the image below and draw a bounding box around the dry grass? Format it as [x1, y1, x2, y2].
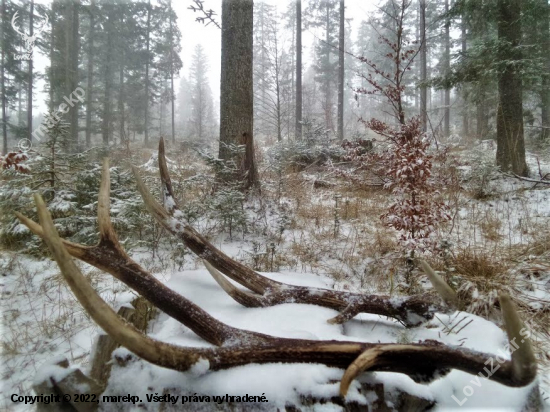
[3, 143, 548, 406]
[0, 255, 132, 407]
[452, 249, 508, 285]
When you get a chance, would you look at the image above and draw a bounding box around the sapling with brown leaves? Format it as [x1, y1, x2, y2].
[346, 0, 450, 256]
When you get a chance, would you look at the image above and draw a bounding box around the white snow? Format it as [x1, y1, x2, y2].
[2, 145, 549, 411]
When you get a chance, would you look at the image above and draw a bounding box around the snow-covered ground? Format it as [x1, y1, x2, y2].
[1, 144, 549, 411]
[1, 248, 547, 411]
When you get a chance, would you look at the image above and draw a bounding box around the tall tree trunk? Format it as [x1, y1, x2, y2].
[496, 0, 528, 176]
[1, 0, 7, 154]
[159, 86, 163, 136]
[27, 0, 34, 143]
[259, 4, 266, 135]
[71, 0, 79, 148]
[18, 56, 22, 126]
[144, 0, 151, 146]
[85, 0, 94, 148]
[419, 0, 427, 132]
[169, 0, 175, 144]
[475, 87, 488, 139]
[461, 16, 469, 137]
[49, 6, 55, 112]
[219, 0, 257, 188]
[198, 81, 203, 139]
[65, 0, 79, 149]
[101, 10, 113, 146]
[289, 7, 295, 139]
[324, 4, 332, 132]
[337, 0, 344, 141]
[274, 36, 282, 142]
[414, 6, 419, 112]
[443, 0, 450, 137]
[118, 35, 125, 146]
[295, 0, 302, 140]
[540, 0, 549, 141]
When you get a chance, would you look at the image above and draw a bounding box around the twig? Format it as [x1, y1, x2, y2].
[454, 318, 473, 335]
[188, 0, 221, 29]
[502, 172, 550, 186]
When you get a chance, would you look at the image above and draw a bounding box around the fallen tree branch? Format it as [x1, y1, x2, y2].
[502, 172, 550, 186]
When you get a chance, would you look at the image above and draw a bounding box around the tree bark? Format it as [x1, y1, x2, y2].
[419, 0, 427, 132]
[70, 0, 79, 149]
[219, 0, 257, 188]
[461, 16, 469, 137]
[337, 0, 344, 141]
[323, 3, 332, 132]
[1, 0, 6, 155]
[169, 0, 175, 144]
[64, 0, 79, 149]
[540, 0, 549, 141]
[49, 6, 55, 113]
[443, 0, 450, 137]
[144, 0, 151, 146]
[28, 0, 34, 143]
[476, 88, 488, 139]
[18, 61, 22, 127]
[118, 17, 125, 147]
[295, 0, 302, 140]
[101, 10, 113, 146]
[496, 0, 528, 176]
[85, 0, 94, 148]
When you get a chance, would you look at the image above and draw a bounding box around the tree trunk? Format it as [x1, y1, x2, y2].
[64, 0, 79, 149]
[324, 4, 332, 132]
[496, 0, 528, 176]
[1, 0, 6, 155]
[118, 41, 125, 146]
[101, 10, 113, 146]
[461, 16, 469, 137]
[289, 7, 295, 140]
[70, 0, 79, 149]
[18, 59, 22, 126]
[219, 0, 257, 188]
[27, 0, 34, 143]
[540, 0, 549, 141]
[476, 88, 488, 139]
[169, 0, 175, 144]
[337, 0, 344, 141]
[295, 0, 302, 140]
[443, 0, 450, 137]
[49, 6, 55, 113]
[273, 35, 282, 142]
[419, 0, 427, 132]
[415, 6, 419, 112]
[144, 0, 151, 146]
[85, 0, 94, 148]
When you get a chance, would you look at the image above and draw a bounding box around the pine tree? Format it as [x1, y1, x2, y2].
[189, 44, 214, 142]
[308, 0, 339, 133]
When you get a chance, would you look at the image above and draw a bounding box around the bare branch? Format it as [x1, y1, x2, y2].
[188, 0, 221, 29]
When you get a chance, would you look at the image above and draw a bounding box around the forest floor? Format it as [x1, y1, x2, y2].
[1, 140, 549, 411]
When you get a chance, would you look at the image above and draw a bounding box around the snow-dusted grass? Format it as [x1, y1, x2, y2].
[0, 248, 545, 411]
[1, 142, 549, 411]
